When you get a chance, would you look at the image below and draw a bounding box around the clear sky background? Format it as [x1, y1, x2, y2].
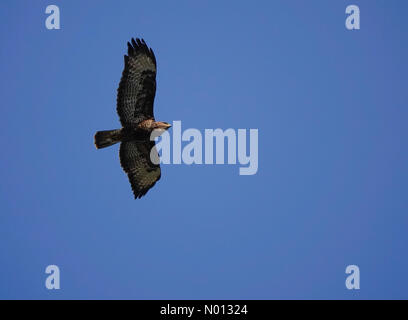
[0, 0, 407, 299]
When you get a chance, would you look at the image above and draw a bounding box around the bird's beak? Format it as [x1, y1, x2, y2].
[157, 122, 171, 130]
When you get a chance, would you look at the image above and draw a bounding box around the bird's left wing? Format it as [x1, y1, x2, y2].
[119, 140, 161, 199]
[117, 38, 157, 126]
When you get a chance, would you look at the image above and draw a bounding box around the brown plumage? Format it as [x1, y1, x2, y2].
[94, 38, 171, 199]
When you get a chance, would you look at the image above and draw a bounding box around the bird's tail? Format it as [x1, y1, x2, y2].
[94, 129, 123, 149]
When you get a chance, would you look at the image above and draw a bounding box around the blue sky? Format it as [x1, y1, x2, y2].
[0, 0, 407, 299]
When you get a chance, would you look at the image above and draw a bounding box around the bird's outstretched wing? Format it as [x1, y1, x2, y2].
[119, 140, 161, 199]
[117, 38, 157, 126]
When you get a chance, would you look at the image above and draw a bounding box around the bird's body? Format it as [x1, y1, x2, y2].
[94, 38, 170, 199]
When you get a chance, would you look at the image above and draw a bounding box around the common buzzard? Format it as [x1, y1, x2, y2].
[94, 38, 171, 199]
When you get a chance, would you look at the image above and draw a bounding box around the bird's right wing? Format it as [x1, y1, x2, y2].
[117, 38, 157, 126]
[119, 140, 161, 199]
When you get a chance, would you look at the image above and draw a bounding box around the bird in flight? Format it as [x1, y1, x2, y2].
[94, 38, 171, 199]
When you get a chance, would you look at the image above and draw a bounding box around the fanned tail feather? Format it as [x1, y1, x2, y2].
[94, 129, 123, 149]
